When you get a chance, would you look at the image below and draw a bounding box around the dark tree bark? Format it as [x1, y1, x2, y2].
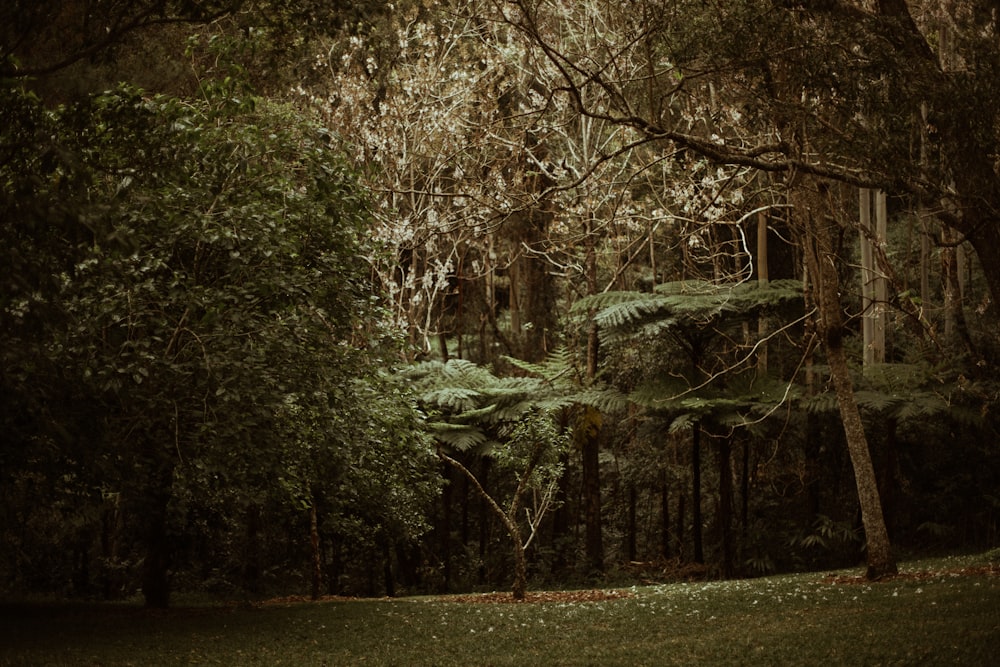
[479, 458, 490, 584]
[676, 493, 686, 562]
[310, 497, 322, 601]
[660, 469, 671, 560]
[549, 450, 572, 575]
[691, 423, 704, 565]
[140, 472, 173, 608]
[439, 462, 453, 593]
[740, 441, 750, 543]
[243, 503, 262, 596]
[625, 483, 638, 563]
[578, 405, 604, 573]
[718, 437, 734, 578]
[382, 536, 395, 598]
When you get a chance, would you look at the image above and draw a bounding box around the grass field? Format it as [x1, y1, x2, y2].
[2, 552, 998, 666]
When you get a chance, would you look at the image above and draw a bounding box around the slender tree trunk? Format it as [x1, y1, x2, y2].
[140, 451, 174, 609]
[859, 188, 876, 366]
[579, 405, 604, 573]
[439, 452, 531, 599]
[549, 409, 571, 574]
[757, 209, 770, 375]
[941, 226, 972, 350]
[691, 423, 704, 564]
[626, 483, 637, 563]
[310, 497, 322, 601]
[718, 437, 734, 578]
[479, 458, 490, 583]
[659, 469, 671, 560]
[509, 527, 529, 600]
[740, 440, 750, 561]
[440, 462, 453, 592]
[880, 417, 899, 541]
[382, 536, 395, 598]
[581, 219, 604, 573]
[860, 188, 888, 367]
[874, 192, 888, 359]
[676, 493, 686, 562]
[802, 255, 823, 518]
[805, 203, 897, 579]
[101, 492, 123, 600]
[243, 503, 262, 597]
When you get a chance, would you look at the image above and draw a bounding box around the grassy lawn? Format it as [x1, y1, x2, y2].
[2, 553, 998, 666]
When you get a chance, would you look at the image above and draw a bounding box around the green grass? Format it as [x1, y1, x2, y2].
[2, 553, 998, 666]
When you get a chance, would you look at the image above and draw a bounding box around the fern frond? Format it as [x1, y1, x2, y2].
[652, 279, 718, 296]
[854, 390, 904, 414]
[669, 412, 697, 433]
[574, 387, 632, 414]
[593, 293, 672, 330]
[426, 422, 487, 452]
[894, 392, 949, 421]
[572, 290, 657, 314]
[804, 392, 838, 414]
[421, 387, 483, 411]
[503, 347, 577, 383]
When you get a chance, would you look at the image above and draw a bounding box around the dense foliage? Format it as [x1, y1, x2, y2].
[0, 78, 437, 605]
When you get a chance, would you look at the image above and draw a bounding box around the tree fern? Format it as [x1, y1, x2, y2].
[425, 421, 489, 452]
[575, 279, 802, 343]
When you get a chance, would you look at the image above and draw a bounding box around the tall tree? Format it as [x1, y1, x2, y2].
[798, 182, 897, 578]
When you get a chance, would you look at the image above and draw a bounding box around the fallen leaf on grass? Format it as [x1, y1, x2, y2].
[439, 589, 635, 604]
[822, 564, 998, 585]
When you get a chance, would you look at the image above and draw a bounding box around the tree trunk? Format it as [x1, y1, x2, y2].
[718, 437, 734, 578]
[440, 462, 453, 592]
[805, 203, 897, 579]
[802, 254, 823, 519]
[579, 405, 604, 573]
[310, 497, 322, 601]
[660, 468, 671, 560]
[941, 226, 972, 350]
[101, 492, 124, 600]
[691, 423, 704, 564]
[439, 452, 532, 599]
[382, 536, 396, 598]
[479, 458, 490, 583]
[740, 439, 750, 566]
[140, 452, 174, 609]
[141, 503, 171, 608]
[626, 483, 637, 563]
[581, 220, 604, 573]
[510, 526, 529, 600]
[243, 503, 262, 597]
[676, 493, 686, 562]
[757, 209, 770, 375]
[859, 188, 876, 366]
[550, 450, 571, 575]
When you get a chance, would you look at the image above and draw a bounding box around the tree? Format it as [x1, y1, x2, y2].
[405, 358, 574, 598]
[798, 182, 897, 578]
[0, 76, 431, 605]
